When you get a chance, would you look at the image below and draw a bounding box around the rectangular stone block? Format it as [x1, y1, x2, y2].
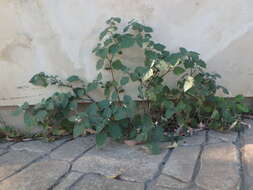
[196, 143, 240, 190]
[72, 141, 166, 182]
[157, 146, 200, 189]
[0, 160, 70, 190]
[50, 136, 95, 162]
[0, 150, 41, 180]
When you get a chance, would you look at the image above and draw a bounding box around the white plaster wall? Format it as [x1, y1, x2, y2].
[1, 0, 253, 106]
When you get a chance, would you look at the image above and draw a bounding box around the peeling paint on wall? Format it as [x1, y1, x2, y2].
[1, 0, 253, 106]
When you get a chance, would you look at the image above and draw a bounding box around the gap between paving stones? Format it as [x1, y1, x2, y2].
[0, 137, 72, 183]
[235, 131, 246, 190]
[48, 144, 96, 190]
[145, 130, 208, 190]
[0, 128, 248, 190]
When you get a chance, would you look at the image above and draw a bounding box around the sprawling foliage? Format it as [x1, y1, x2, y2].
[13, 17, 249, 153]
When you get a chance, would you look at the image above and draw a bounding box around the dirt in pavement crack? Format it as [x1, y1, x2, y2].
[0, 138, 72, 183]
[235, 131, 246, 190]
[47, 144, 96, 190]
[144, 148, 174, 190]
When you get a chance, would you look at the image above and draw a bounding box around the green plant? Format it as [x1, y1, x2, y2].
[14, 17, 249, 153]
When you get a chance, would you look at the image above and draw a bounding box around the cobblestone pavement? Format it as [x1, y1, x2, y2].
[0, 121, 253, 190]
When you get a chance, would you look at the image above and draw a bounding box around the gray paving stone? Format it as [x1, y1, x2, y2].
[156, 174, 189, 189]
[0, 142, 14, 149]
[0, 150, 41, 180]
[72, 141, 166, 182]
[54, 171, 83, 190]
[242, 144, 253, 176]
[179, 131, 205, 146]
[196, 143, 240, 190]
[242, 121, 253, 143]
[0, 149, 6, 155]
[0, 160, 70, 190]
[208, 130, 237, 144]
[157, 146, 200, 188]
[50, 136, 95, 161]
[71, 173, 144, 190]
[11, 139, 66, 154]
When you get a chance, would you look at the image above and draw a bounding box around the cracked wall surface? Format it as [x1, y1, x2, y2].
[1, 0, 253, 106]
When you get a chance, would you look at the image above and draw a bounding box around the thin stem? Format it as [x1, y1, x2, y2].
[107, 56, 121, 102]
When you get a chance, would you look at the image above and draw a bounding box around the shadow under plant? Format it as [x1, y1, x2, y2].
[11, 17, 249, 154]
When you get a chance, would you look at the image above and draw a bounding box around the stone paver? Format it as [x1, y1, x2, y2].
[72, 141, 167, 182]
[11, 139, 66, 154]
[208, 130, 237, 144]
[179, 131, 205, 146]
[242, 144, 253, 177]
[71, 173, 144, 190]
[54, 171, 83, 190]
[196, 143, 240, 190]
[0, 150, 41, 180]
[50, 136, 95, 161]
[157, 146, 200, 189]
[0, 127, 252, 190]
[0, 142, 14, 149]
[0, 160, 70, 190]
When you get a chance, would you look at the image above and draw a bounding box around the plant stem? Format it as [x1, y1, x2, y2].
[107, 56, 121, 102]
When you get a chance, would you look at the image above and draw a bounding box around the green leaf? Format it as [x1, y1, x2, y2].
[99, 28, 108, 40]
[211, 110, 220, 120]
[237, 104, 249, 113]
[98, 100, 110, 109]
[87, 82, 98, 92]
[67, 75, 81, 82]
[114, 107, 128, 120]
[102, 108, 112, 118]
[119, 34, 135, 49]
[123, 95, 132, 105]
[96, 59, 104, 70]
[184, 76, 194, 92]
[147, 143, 161, 154]
[120, 77, 129, 86]
[111, 91, 118, 101]
[112, 60, 128, 72]
[35, 110, 47, 122]
[145, 50, 158, 60]
[109, 44, 120, 54]
[24, 112, 35, 127]
[96, 132, 107, 147]
[95, 48, 108, 58]
[73, 88, 86, 97]
[154, 43, 165, 51]
[196, 60, 206, 68]
[73, 123, 85, 138]
[217, 86, 229, 95]
[143, 26, 153, 33]
[29, 72, 48, 87]
[21, 102, 30, 110]
[165, 109, 175, 119]
[176, 102, 186, 112]
[69, 100, 78, 111]
[96, 122, 106, 133]
[96, 72, 102, 81]
[179, 47, 187, 54]
[108, 124, 122, 139]
[12, 107, 23, 116]
[173, 67, 185, 75]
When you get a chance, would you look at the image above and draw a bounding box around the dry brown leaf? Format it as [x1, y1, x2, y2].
[124, 140, 139, 146]
[85, 128, 96, 134]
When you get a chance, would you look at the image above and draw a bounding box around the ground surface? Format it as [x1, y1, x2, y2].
[0, 121, 253, 190]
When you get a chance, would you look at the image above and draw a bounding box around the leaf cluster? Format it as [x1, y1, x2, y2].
[14, 17, 249, 153]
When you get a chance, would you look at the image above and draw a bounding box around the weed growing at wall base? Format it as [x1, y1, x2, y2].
[13, 17, 249, 153]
